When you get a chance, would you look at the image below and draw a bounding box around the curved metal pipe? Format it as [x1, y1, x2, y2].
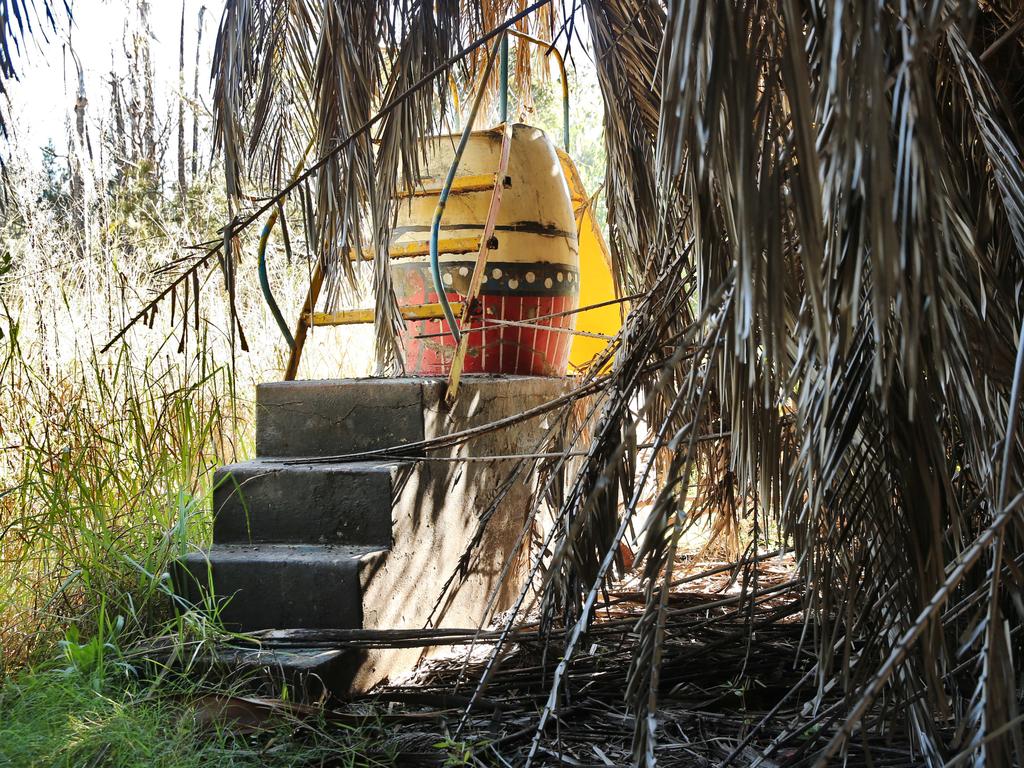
[429, 35, 504, 344]
[499, 33, 509, 123]
[258, 140, 314, 349]
[507, 29, 570, 151]
[258, 213, 295, 348]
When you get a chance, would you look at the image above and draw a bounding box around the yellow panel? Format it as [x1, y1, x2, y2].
[392, 126, 578, 269]
[344, 238, 481, 261]
[396, 174, 498, 198]
[388, 236, 481, 260]
[557, 149, 624, 372]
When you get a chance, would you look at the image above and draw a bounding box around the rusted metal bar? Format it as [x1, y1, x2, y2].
[306, 301, 465, 327]
[283, 260, 324, 381]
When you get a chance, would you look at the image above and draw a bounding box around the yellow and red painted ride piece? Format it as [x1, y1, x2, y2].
[392, 123, 580, 377]
[445, 120, 515, 404]
[557, 149, 623, 372]
[282, 128, 623, 382]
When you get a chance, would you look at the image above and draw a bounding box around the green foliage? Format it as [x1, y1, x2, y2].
[101, 164, 223, 251]
[524, 56, 608, 230]
[37, 141, 71, 212]
[0, 335, 229, 668]
[432, 736, 490, 767]
[0, 666, 383, 768]
[58, 608, 133, 692]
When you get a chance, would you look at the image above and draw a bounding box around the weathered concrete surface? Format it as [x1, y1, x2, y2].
[212, 460, 408, 546]
[180, 375, 571, 695]
[256, 378, 426, 457]
[207, 646, 361, 701]
[179, 544, 385, 630]
[354, 376, 569, 690]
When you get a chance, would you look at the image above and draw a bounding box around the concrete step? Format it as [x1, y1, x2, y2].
[256, 378, 427, 458]
[213, 459, 410, 546]
[178, 544, 385, 631]
[176, 375, 573, 693]
[210, 645, 360, 701]
[133, 637, 360, 702]
[254, 375, 570, 459]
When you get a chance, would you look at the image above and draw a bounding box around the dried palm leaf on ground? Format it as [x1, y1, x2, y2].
[190, 554, 927, 766]
[127, 1, 1024, 764]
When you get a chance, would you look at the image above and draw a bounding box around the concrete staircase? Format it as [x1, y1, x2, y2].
[177, 375, 567, 695]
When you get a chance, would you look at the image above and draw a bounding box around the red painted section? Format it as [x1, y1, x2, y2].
[398, 282, 577, 376]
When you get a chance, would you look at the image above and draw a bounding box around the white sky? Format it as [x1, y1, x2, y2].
[5, 2, 599, 175]
[7, 0, 213, 169]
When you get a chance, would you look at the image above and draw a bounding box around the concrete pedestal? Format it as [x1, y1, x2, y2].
[178, 375, 567, 694]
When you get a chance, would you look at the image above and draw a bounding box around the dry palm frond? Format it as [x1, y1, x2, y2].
[609, 1, 1024, 764]
[367, 0, 463, 372]
[583, 0, 665, 294]
[0, 0, 67, 170]
[457, 0, 555, 120]
[447, 1, 1024, 765]
[193, 0, 1024, 765]
[209, 0, 509, 370]
[109, 0, 546, 355]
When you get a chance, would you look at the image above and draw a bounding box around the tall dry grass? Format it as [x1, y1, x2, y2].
[0, 164, 372, 673]
[0, 63, 599, 674]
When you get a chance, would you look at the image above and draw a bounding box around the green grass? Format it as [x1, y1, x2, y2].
[0, 667, 391, 767]
[0, 297, 373, 766]
[0, 329, 229, 669]
[1, 598, 395, 767]
[0, 166, 399, 764]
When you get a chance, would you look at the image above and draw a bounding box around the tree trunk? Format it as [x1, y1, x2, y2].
[69, 51, 89, 256]
[139, 1, 157, 174]
[191, 5, 206, 181]
[110, 72, 127, 178]
[177, 0, 187, 204]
